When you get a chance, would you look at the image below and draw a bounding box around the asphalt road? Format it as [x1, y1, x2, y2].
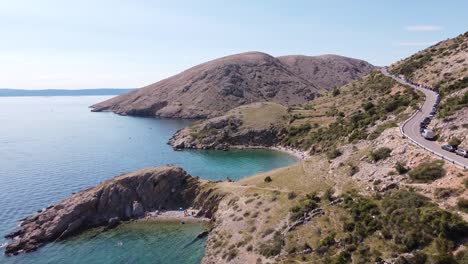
[381, 68, 468, 169]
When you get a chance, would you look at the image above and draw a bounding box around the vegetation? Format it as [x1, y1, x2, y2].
[332, 88, 340, 97]
[391, 52, 433, 78]
[258, 231, 282, 257]
[282, 72, 421, 152]
[438, 91, 468, 118]
[408, 160, 445, 182]
[369, 147, 392, 162]
[457, 198, 468, 213]
[264, 176, 272, 183]
[448, 137, 462, 147]
[290, 193, 320, 221]
[338, 190, 468, 262]
[394, 161, 409, 174]
[438, 76, 468, 96]
[367, 121, 397, 140]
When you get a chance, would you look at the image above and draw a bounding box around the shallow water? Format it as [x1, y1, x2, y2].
[0, 96, 297, 263]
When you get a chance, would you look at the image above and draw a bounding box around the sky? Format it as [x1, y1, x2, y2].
[0, 0, 467, 89]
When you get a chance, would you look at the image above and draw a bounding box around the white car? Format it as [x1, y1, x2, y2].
[455, 149, 468, 158]
[421, 129, 435, 140]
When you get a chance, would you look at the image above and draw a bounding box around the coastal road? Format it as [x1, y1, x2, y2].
[381, 68, 468, 169]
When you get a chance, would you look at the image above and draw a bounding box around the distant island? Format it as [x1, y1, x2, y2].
[0, 88, 133, 97]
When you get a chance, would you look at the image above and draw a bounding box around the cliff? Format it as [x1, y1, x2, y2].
[4, 166, 217, 256]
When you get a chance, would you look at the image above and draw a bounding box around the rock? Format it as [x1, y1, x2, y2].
[379, 183, 398, 192]
[4, 166, 206, 256]
[106, 217, 121, 229]
[132, 201, 144, 218]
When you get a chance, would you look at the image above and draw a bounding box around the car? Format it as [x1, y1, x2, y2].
[455, 149, 468, 157]
[441, 145, 456, 152]
[422, 117, 431, 124]
[421, 129, 435, 140]
[420, 123, 427, 129]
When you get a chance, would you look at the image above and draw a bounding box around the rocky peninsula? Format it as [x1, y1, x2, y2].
[4, 166, 224, 256]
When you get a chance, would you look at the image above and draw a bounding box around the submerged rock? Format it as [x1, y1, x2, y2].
[4, 166, 207, 256]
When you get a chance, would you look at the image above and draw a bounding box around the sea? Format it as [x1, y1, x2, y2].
[0, 96, 297, 264]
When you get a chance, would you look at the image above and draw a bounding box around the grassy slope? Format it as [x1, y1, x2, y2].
[203, 68, 468, 263]
[283, 71, 421, 152]
[201, 34, 468, 263]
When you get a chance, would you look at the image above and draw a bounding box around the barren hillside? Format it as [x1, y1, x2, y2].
[91, 52, 373, 118]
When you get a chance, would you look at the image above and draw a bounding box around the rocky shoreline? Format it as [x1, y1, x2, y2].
[3, 166, 221, 256]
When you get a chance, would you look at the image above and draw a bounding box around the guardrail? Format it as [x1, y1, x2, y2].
[400, 115, 467, 170]
[385, 69, 467, 170]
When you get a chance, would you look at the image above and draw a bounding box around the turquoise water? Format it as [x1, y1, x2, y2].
[0, 96, 297, 263]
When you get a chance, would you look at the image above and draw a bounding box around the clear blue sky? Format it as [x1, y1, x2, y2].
[0, 0, 466, 89]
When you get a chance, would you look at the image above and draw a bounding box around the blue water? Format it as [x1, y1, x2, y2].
[0, 96, 297, 263]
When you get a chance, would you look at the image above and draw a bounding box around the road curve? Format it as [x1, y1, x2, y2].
[381, 68, 468, 169]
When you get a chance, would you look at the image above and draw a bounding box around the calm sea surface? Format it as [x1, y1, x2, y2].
[0, 96, 297, 264]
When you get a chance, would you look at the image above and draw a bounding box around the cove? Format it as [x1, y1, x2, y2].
[0, 96, 297, 263]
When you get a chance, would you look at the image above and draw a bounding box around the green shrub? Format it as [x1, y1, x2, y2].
[434, 188, 456, 199]
[264, 176, 272, 183]
[369, 147, 392, 162]
[319, 232, 336, 247]
[448, 137, 462, 147]
[258, 231, 282, 257]
[394, 161, 409, 174]
[332, 88, 341, 96]
[290, 194, 319, 221]
[408, 160, 445, 182]
[457, 198, 468, 213]
[464, 178, 468, 189]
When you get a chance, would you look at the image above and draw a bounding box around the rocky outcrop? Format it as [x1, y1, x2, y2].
[91, 52, 373, 118]
[4, 166, 211, 256]
[168, 104, 285, 150]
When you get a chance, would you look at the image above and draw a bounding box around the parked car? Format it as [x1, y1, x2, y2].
[421, 129, 435, 140]
[420, 122, 427, 129]
[455, 149, 468, 157]
[441, 145, 456, 152]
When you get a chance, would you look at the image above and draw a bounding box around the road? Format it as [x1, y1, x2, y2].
[381, 68, 468, 169]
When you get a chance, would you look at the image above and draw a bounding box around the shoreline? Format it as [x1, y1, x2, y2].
[137, 210, 210, 224]
[228, 145, 310, 160]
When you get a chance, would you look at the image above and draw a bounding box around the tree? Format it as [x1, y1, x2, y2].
[448, 137, 462, 147]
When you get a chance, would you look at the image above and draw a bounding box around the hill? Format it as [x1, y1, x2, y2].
[391, 31, 468, 149]
[278, 54, 374, 90]
[0, 88, 133, 97]
[91, 52, 373, 118]
[168, 44, 468, 262]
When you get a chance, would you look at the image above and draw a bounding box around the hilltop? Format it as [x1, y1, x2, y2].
[91, 52, 373, 118]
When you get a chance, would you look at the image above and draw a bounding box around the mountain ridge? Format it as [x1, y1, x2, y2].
[91, 51, 374, 118]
